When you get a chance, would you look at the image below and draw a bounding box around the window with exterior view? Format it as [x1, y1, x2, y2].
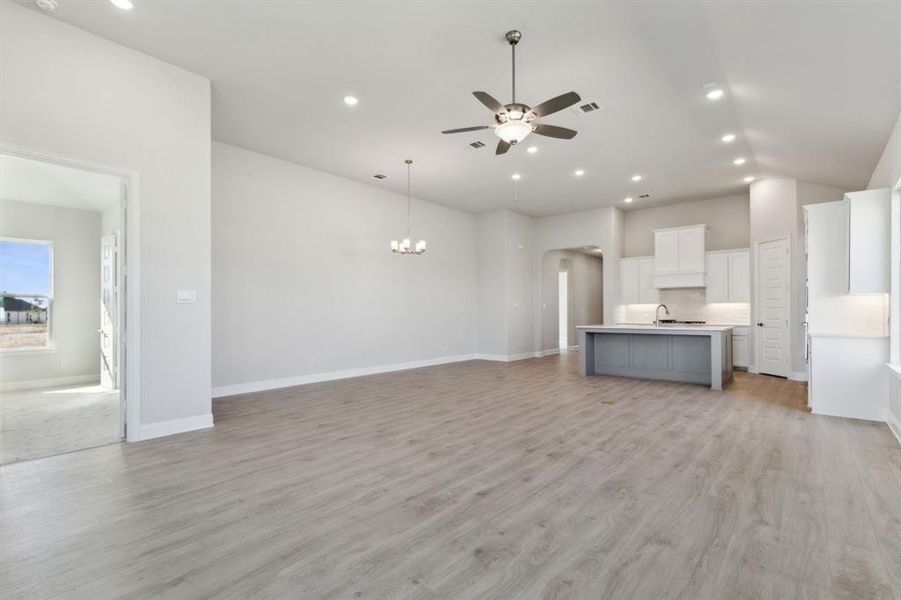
[0, 239, 52, 350]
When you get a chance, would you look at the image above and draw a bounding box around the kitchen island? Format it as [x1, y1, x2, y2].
[578, 325, 734, 390]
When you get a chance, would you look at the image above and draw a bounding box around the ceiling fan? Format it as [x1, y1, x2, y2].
[441, 30, 581, 155]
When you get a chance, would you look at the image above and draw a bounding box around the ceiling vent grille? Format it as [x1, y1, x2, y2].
[638, 193, 650, 199]
[571, 101, 602, 115]
[373, 174, 387, 180]
[469, 141, 486, 149]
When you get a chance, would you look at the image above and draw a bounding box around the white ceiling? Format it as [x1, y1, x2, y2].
[0, 154, 121, 212]
[17, 0, 901, 216]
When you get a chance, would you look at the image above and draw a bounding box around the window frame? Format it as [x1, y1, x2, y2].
[0, 236, 55, 353]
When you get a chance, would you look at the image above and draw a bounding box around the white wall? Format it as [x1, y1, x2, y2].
[212, 142, 477, 391]
[868, 110, 901, 190]
[1, 201, 100, 385]
[505, 212, 535, 357]
[623, 194, 750, 257]
[0, 2, 212, 434]
[477, 212, 507, 357]
[540, 250, 603, 353]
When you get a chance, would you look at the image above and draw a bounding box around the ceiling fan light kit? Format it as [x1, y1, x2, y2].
[441, 30, 581, 155]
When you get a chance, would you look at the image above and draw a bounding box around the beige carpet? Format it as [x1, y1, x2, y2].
[0, 383, 121, 464]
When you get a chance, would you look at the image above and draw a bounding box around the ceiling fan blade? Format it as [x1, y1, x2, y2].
[533, 124, 578, 140]
[495, 140, 511, 155]
[473, 91, 504, 113]
[529, 91, 581, 118]
[441, 125, 491, 134]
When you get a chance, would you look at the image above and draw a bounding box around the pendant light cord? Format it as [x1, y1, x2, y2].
[406, 159, 412, 237]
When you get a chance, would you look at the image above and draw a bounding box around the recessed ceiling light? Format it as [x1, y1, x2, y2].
[109, 0, 133, 9]
[511, 173, 521, 181]
[631, 174, 642, 182]
[624, 197, 634, 204]
[721, 133, 736, 143]
[733, 157, 747, 166]
[526, 146, 538, 154]
[706, 88, 725, 101]
[343, 95, 359, 106]
[743, 176, 755, 183]
[574, 169, 585, 177]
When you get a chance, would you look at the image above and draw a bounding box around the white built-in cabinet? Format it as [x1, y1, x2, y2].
[705, 249, 750, 303]
[653, 224, 706, 288]
[620, 256, 659, 305]
[732, 326, 749, 368]
[847, 189, 891, 294]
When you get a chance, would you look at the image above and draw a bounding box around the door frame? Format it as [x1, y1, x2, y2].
[1, 143, 142, 442]
[753, 235, 791, 377]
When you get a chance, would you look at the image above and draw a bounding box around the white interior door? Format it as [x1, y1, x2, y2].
[100, 233, 118, 389]
[756, 238, 790, 377]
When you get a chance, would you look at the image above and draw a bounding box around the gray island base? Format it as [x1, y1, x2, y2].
[578, 325, 734, 390]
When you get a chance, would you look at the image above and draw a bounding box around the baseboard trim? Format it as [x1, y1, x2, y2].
[135, 413, 214, 441]
[789, 371, 808, 382]
[474, 352, 541, 363]
[213, 354, 479, 398]
[887, 410, 901, 446]
[0, 374, 100, 392]
[539, 348, 560, 357]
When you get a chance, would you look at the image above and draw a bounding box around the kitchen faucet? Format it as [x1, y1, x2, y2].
[655, 304, 670, 327]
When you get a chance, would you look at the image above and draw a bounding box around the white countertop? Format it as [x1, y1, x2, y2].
[578, 324, 734, 334]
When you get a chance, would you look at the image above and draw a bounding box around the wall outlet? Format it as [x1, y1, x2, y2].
[309, 357, 317, 366]
[176, 290, 197, 304]
[60, 359, 68, 369]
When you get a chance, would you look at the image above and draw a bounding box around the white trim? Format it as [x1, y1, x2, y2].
[0, 374, 99, 392]
[213, 354, 479, 398]
[134, 413, 213, 442]
[887, 409, 901, 446]
[788, 371, 808, 382]
[539, 348, 560, 357]
[472, 353, 509, 362]
[0, 144, 142, 443]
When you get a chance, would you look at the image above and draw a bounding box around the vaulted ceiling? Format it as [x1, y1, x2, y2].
[17, 0, 901, 216]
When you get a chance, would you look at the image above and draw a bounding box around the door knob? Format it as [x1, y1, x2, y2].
[757, 322, 764, 327]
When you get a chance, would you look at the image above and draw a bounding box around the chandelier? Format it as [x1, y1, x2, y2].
[390, 159, 427, 255]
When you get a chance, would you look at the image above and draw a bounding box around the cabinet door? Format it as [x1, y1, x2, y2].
[654, 231, 680, 273]
[678, 227, 705, 272]
[706, 253, 728, 303]
[637, 258, 659, 304]
[620, 259, 639, 305]
[728, 250, 750, 302]
[732, 335, 749, 367]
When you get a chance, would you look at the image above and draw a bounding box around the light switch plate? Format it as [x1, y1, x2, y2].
[176, 290, 197, 304]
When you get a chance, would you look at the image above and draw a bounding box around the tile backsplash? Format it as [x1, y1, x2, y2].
[620, 288, 750, 325]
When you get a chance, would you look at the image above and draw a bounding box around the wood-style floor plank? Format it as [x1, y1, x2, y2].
[1, 355, 898, 600]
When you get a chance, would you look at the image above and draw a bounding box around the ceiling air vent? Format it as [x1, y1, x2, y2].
[373, 174, 387, 180]
[571, 100, 602, 115]
[639, 193, 650, 199]
[469, 141, 486, 149]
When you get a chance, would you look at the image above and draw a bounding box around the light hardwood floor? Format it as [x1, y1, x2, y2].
[1, 355, 899, 599]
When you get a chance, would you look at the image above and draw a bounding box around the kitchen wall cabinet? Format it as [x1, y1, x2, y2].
[653, 224, 706, 288]
[706, 249, 750, 303]
[847, 189, 891, 294]
[620, 256, 659, 305]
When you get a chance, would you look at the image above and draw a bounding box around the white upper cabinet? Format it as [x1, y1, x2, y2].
[620, 258, 640, 305]
[637, 258, 659, 304]
[705, 252, 729, 302]
[847, 189, 890, 294]
[706, 249, 750, 303]
[728, 250, 750, 302]
[653, 224, 706, 288]
[620, 256, 658, 305]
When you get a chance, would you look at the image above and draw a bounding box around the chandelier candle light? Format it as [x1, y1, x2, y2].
[391, 159, 427, 255]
